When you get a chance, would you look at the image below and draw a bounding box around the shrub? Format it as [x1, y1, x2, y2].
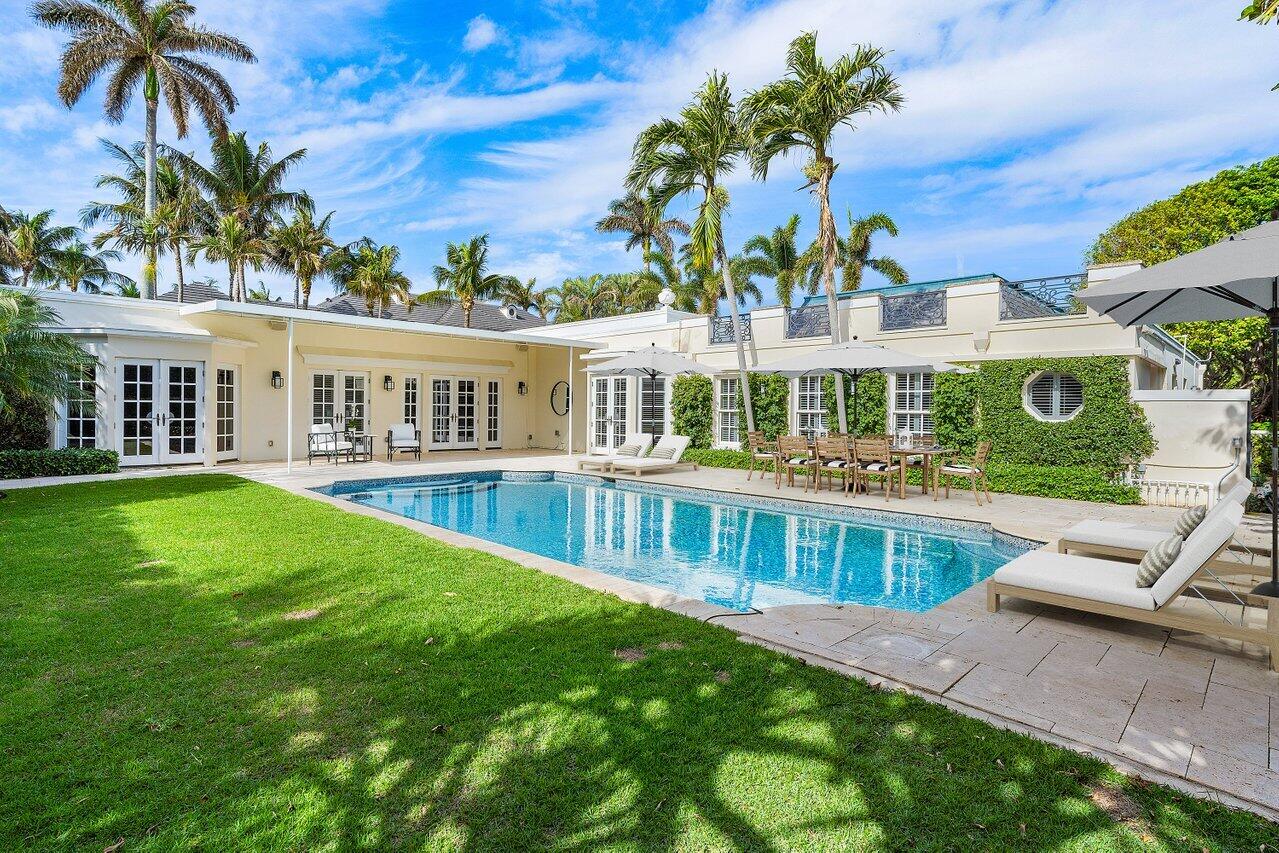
[672, 375, 714, 449]
[0, 396, 51, 451]
[738, 373, 790, 443]
[823, 373, 887, 434]
[932, 371, 979, 452]
[0, 448, 119, 480]
[683, 447, 772, 472]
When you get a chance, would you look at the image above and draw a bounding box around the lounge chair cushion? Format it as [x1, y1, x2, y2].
[616, 443, 643, 457]
[991, 551, 1156, 610]
[1173, 505, 1207, 537]
[1060, 520, 1170, 552]
[1136, 534, 1182, 587]
[1150, 503, 1243, 607]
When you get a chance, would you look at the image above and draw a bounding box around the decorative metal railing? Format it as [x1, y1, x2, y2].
[709, 313, 752, 344]
[879, 290, 946, 331]
[784, 305, 831, 339]
[999, 273, 1086, 320]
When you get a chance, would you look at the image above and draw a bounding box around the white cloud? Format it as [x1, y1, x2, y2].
[463, 15, 501, 52]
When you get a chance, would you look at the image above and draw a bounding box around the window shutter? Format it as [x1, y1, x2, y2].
[1029, 375, 1055, 417]
[1058, 375, 1083, 415]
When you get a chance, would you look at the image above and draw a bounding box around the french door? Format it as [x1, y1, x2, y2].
[215, 366, 238, 461]
[429, 375, 479, 450]
[589, 376, 629, 453]
[117, 359, 204, 466]
[484, 379, 502, 449]
[312, 371, 370, 434]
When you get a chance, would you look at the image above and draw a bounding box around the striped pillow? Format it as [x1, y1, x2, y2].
[615, 443, 642, 457]
[1173, 505, 1206, 538]
[649, 445, 676, 460]
[1136, 534, 1182, 587]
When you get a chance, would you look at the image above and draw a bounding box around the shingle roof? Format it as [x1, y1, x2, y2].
[313, 293, 546, 332]
[156, 282, 233, 303]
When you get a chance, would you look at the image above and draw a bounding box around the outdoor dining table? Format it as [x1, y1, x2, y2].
[777, 436, 954, 499]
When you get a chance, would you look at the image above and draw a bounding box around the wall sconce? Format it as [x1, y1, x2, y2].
[383, 374, 395, 392]
[517, 380, 528, 396]
[271, 370, 285, 389]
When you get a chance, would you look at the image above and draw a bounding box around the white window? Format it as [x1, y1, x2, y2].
[795, 375, 826, 438]
[403, 375, 419, 427]
[1025, 372, 1083, 421]
[62, 366, 98, 449]
[215, 367, 236, 454]
[891, 372, 934, 435]
[716, 376, 740, 446]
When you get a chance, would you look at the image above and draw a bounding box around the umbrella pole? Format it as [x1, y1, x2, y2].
[851, 374, 859, 437]
[1257, 309, 1279, 597]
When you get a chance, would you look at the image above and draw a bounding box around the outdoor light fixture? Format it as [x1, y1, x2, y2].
[383, 375, 395, 392]
[517, 381, 528, 396]
[271, 370, 285, 389]
[657, 287, 676, 307]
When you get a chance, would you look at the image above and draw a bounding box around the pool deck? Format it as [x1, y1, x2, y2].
[8, 451, 1279, 820]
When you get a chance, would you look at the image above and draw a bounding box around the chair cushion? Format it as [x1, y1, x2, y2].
[1150, 504, 1242, 607]
[991, 552, 1156, 610]
[1060, 520, 1170, 552]
[788, 456, 813, 465]
[941, 464, 979, 474]
[823, 460, 848, 469]
[1136, 534, 1182, 587]
[1173, 505, 1207, 538]
[858, 462, 889, 471]
[390, 439, 419, 448]
[616, 443, 643, 457]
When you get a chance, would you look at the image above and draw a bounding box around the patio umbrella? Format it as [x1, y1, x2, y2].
[1076, 219, 1279, 596]
[585, 343, 717, 379]
[753, 340, 971, 434]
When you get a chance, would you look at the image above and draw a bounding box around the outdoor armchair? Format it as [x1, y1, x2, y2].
[385, 422, 422, 461]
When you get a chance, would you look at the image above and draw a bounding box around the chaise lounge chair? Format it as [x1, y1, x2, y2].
[987, 503, 1279, 669]
[578, 433, 653, 471]
[609, 434, 696, 476]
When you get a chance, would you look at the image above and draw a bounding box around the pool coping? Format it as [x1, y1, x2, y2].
[292, 470, 1279, 823]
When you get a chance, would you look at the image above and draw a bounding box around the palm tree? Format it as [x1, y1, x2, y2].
[497, 277, 540, 313]
[545, 274, 619, 322]
[742, 31, 903, 431]
[187, 214, 266, 299]
[839, 210, 907, 291]
[35, 0, 256, 298]
[247, 281, 272, 302]
[343, 244, 413, 318]
[628, 72, 757, 432]
[47, 241, 134, 293]
[168, 132, 306, 300]
[423, 234, 515, 328]
[110, 279, 141, 298]
[0, 289, 97, 417]
[594, 187, 691, 275]
[7, 210, 78, 288]
[681, 249, 762, 315]
[0, 204, 16, 284]
[739, 214, 819, 308]
[269, 196, 335, 308]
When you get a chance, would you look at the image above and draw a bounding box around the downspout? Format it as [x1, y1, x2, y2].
[566, 346, 574, 456]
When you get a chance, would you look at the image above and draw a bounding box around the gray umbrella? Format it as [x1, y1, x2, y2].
[585, 344, 717, 379]
[1077, 219, 1279, 596]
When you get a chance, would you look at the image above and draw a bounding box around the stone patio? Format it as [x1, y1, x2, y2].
[8, 452, 1278, 819]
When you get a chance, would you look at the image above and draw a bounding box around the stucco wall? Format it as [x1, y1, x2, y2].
[1134, 390, 1251, 486]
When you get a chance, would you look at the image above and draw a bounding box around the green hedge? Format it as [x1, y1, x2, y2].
[0, 397, 52, 451]
[681, 448, 1139, 504]
[738, 373, 789, 444]
[933, 371, 979, 452]
[0, 448, 119, 480]
[672, 375, 714, 450]
[822, 373, 887, 434]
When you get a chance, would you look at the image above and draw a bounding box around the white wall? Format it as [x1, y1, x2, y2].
[1134, 390, 1250, 488]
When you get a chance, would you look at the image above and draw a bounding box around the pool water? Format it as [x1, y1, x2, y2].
[321, 473, 1030, 612]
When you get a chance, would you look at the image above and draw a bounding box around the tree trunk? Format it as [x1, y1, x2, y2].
[643, 236, 651, 275]
[816, 155, 848, 432]
[143, 97, 158, 300]
[294, 261, 301, 308]
[173, 242, 185, 303]
[718, 238, 756, 436]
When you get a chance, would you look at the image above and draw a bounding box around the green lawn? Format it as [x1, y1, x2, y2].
[0, 475, 1273, 850]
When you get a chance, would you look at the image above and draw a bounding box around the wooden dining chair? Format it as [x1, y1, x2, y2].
[935, 441, 994, 505]
[777, 435, 817, 492]
[745, 430, 776, 483]
[814, 436, 854, 494]
[854, 436, 899, 500]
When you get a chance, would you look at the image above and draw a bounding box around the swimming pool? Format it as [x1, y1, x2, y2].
[317, 472, 1033, 612]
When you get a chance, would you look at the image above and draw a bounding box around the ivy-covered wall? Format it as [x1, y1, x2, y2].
[671, 374, 714, 449]
[933, 356, 1154, 473]
[738, 373, 790, 443]
[822, 374, 887, 435]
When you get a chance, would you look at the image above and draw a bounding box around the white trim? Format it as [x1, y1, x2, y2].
[214, 364, 240, 462]
[297, 351, 512, 374]
[49, 326, 257, 348]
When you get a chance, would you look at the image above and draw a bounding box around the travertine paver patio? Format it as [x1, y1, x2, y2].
[8, 452, 1278, 817]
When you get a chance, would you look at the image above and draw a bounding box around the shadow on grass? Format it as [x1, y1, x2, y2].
[0, 474, 1272, 850]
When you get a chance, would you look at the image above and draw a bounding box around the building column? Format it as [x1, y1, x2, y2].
[566, 346, 574, 456]
[286, 318, 294, 472]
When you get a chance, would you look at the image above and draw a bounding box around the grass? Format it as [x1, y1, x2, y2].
[0, 474, 1273, 850]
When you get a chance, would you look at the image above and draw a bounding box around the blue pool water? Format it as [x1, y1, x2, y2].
[319, 473, 1031, 612]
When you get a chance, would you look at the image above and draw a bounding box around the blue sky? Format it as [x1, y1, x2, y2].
[2, 0, 1278, 303]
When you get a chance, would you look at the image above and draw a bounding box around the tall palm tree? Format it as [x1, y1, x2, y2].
[594, 186, 691, 274]
[739, 213, 819, 308]
[497, 277, 540, 313]
[35, 0, 256, 298]
[0, 204, 16, 284]
[169, 132, 306, 300]
[742, 31, 903, 431]
[246, 281, 272, 302]
[7, 210, 78, 288]
[545, 274, 619, 322]
[343, 244, 413, 318]
[679, 248, 762, 315]
[0, 289, 96, 417]
[47, 241, 133, 293]
[268, 196, 335, 308]
[110, 279, 142, 298]
[628, 71, 757, 433]
[839, 210, 907, 291]
[186, 214, 266, 299]
[423, 234, 515, 328]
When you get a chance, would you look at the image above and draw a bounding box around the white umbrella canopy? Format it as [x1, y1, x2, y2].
[754, 340, 971, 436]
[585, 344, 717, 378]
[1077, 219, 1279, 597]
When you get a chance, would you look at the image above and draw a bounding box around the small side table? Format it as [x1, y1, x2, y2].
[351, 434, 374, 462]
